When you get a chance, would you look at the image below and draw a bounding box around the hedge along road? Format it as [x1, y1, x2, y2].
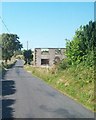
[2, 60, 94, 119]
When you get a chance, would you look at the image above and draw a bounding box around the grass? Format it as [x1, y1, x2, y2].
[24, 63, 95, 112]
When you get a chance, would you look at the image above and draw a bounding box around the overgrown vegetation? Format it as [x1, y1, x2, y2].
[25, 21, 95, 111]
[66, 21, 96, 66]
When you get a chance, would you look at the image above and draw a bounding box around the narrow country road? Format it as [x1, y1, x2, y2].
[2, 60, 94, 119]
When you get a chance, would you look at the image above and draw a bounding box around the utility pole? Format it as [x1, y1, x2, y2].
[27, 41, 28, 64]
[27, 41, 28, 50]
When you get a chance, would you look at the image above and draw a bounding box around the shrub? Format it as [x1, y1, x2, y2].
[58, 58, 69, 70]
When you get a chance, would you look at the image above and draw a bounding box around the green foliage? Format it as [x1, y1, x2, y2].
[66, 21, 96, 66]
[0, 33, 23, 63]
[57, 58, 69, 70]
[23, 49, 33, 65]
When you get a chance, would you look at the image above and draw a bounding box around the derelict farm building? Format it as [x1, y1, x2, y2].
[34, 48, 66, 67]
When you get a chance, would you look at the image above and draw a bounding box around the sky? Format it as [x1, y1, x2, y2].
[1, 2, 94, 50]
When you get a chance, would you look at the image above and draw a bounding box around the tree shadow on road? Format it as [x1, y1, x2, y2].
[2, 80, 16, 119]
[2, 99, 15, 119]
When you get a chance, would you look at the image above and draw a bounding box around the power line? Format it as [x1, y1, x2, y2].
[0, 16, 10, 33]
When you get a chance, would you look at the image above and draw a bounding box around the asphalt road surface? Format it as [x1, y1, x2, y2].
[2, 60, 94, 119]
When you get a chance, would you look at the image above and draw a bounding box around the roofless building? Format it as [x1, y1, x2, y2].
[34, 48, 66, 67]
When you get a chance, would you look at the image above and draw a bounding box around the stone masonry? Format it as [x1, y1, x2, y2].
[34, 48, 66, 67]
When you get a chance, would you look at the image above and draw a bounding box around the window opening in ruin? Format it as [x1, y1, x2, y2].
[41, 59, 49, 65]
[41, 49, 49, 55]
[55, 48, 61, 54]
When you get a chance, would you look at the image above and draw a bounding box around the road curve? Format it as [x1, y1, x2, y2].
[2, 60, 94, 118]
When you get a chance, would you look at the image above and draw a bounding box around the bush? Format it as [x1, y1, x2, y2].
[58, 58, 69, 70]
[66, 21, 96, 66]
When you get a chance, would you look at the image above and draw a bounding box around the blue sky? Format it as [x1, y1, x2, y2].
[2, 2, 94, 49]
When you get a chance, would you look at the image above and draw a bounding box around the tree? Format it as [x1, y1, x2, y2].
[66, 21, 96, 66]
[23, 49, 33, 65]
[0, 33, 23, 63]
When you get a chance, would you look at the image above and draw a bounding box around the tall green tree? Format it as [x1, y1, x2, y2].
[0, 33, 23, 63]
[23, 49, 33, 65]
[66, 21, 96, 66]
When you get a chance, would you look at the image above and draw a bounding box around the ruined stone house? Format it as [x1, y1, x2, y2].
[34, 48, 66, 67]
